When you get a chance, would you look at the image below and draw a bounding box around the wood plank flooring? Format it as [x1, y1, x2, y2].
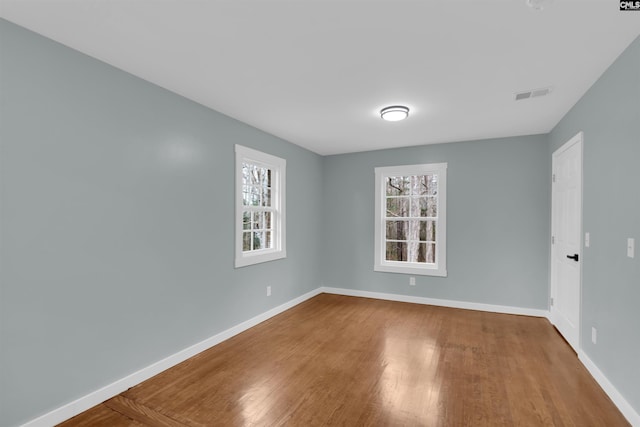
[59, 294, 629, 426]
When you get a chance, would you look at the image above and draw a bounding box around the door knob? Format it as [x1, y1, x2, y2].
[566, 254, 579, 261]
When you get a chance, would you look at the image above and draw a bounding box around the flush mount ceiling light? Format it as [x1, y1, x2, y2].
[380, 105, 409, 122]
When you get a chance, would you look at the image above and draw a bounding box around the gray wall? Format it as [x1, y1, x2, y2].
[321, 135, 550, 310]
[0, 19, 323, 426]
[549, 36, 640, 414]
[2, 16, 638, 427]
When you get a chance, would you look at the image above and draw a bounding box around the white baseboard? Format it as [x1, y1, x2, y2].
[324, 286, 639, 425]
[579, 350, 640, 427]
[20, 286, 639, 427]
[21, 287, 322, 427]
[320, 286, 549, 317]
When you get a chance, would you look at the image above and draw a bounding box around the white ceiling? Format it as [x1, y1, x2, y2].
[1, 0, 639, 155]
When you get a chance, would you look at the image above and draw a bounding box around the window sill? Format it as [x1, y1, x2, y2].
[374, 263, 447, 277]
[235, 249, 286, 268]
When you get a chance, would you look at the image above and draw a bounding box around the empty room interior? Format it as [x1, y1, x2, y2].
[1, 1, 639, 426]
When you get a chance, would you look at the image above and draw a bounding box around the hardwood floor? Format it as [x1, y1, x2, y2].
[59, 294, 629, 426]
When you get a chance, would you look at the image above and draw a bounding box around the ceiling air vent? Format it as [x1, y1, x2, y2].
[515, 86, 552, 101]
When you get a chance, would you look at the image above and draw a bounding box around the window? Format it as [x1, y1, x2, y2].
[374, 163, 447, 277]
[235, 145, 286, 268]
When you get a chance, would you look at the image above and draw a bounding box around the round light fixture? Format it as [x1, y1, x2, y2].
[380, 105, 409, 122]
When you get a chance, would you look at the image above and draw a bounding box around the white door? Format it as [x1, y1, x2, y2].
[551, 131, 583, 352]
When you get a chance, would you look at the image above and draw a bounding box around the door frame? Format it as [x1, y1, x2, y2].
[550, 131, 583, 353]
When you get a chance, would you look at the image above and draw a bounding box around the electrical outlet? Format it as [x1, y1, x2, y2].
[592, 327, 597, 344]
[409, 277, 416, 286]
[585, 232, 590, 248]
[628, 238, 635, 258]
[267, 286, 271, 297]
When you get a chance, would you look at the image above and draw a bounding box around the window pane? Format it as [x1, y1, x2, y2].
[428, 197, 437, 217]
[256, 167, 265, 185]
[411, 176, 422, 196]
[253, 211, 271, 230]
[244, 185, 260, 206]
[426, 243, 436, 263]
[250, 165, 261, 185]
[242, 164, 250, 184]
[253, 232, 265, 250]
[253, 186, 262, 206]
[410, 197, 421, 217]
[264, 212, 272, 230]
[244, 164, 252, 184]
[418, 196, 437, 217]
[243, 211, 251, 230]
[265, 169, 272, 187]
[262, 187, 271, 207]
[417, 243, 426, 263]
[386, 176, 410, 196]
[413, 243, 435, 263]
[242, 186, 251, 206]
[406, 241, 418, 263]
[386, 241, 407, 261]
[414, 174, 438, 196]
[419, 220, 436, 242]
[253, 212, 263, 230]
[243, 232, 252, 251]
[265, 231, 272, 249]
[386, 197, 409, 217]
[386, 220, 408, 240]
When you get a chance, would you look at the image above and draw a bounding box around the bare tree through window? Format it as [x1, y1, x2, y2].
[385, 174, 437, 264]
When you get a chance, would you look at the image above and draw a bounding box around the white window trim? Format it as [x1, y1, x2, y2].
[235, 145, 286, 268]
[374, 163, 447, 277]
